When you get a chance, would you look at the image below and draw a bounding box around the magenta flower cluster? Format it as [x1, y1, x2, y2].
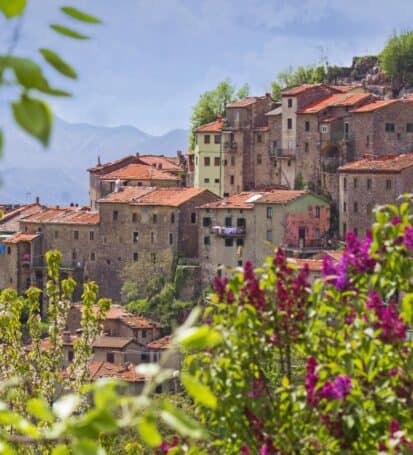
[305, 356, 352, 406]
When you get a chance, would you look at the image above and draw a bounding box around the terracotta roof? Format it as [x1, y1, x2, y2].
[133, 187, 210, 207]
[2, 233, 40, 244]
[99, 163, 179, 181]
[226, 96, 267, 108]
[329, 85, 362, 93]
[138, 155, 183, 173]
[281, 83, 341, 97]
[200, 189, 308, 209]
[338, 154, 413, 174]
[88, 361, 147, 382]
[41, 334, 135, 349]
[298, 93, 372, 114]
[98, 186, 155, 203]
[87, 155, 137, 173]
[350, 98, 399, 113]
[147, 335, 172, 350]
[20, 207, 100, 225]
[194, 119, 223, 133]
[288, 258, 324, 272]
[0, 204, 43, 233]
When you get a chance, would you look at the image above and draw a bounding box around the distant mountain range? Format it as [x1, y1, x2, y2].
[0, 116, 189, 205]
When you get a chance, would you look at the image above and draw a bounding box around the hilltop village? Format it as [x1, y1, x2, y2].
[1, 82, 413, 384]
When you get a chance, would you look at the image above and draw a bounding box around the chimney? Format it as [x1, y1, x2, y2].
[62, 331, 71, 343]
[136, 152, 140, 157]
[97, 155, 101, 166]
[35, 196, 40, 205]
[70, 203, 74, 207]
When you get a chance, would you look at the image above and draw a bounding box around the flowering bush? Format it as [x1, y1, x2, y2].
[185, 196, 413, 454]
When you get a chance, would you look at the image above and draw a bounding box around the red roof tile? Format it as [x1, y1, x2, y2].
[20, 207, 100, 225]
[133, 187, 211, 207]
[98, 186, 155, 203]
[329, 85, 362, 93]
[147, 335, 172, 350]
[200, 189, 308, 209]
[87, 155, 137, 173]
[138, 155, 183, 173]
[338, 154, 413, 173]
[282, 83, 341, 97]
[99, 163, 179, 181]
[0, 204, 43, 233]
[298, 93, 373, 114]
[194, 119, 223, 133]
[88, 361, 147, 382]
[350, 98, 399, 113]
[3, 233, 40, 244]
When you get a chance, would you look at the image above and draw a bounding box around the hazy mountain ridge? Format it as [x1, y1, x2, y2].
[0, 116, 189, 205]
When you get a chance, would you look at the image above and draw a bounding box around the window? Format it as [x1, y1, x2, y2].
[151, 232, 154, 243]
[204, 134, 210, 144]
[287, 118, 293, 129]
[267, 207, 273, 219]
[106, 352, 114, 363]
[191, 212, 196, 224]
[73, 230, 79, 240]
[225, 238, 234, 247]
[305, 142, 309, 153]
[152, 214, 157, 224]
[72, 250, 77, 260]
[214, 178, 219, 183]
[343, 177, 347, 191]
[90, 252, 96, 261]
[407, 123, 413, 133]
[353, 178, 358, 189]
[151, 253, 156, 263]
[155, 385, 163, 394]
[142, 329, 147, 338]
[204, 157, 210, 166]
[214, 157, 220, 166]
[89, 231, 94, 241]
[257, 133, 262, 143]
[354, 202, 358, 213]
[170, 213, 175, 224]
[204, 178, 210, 183]
[236, 238, 244, 246]
[257, 154, 262, 164]
[320, 125, 329, 134]
[343, 202, 347, 213]
[344, 122, 349, 137]
[68, 350, 74, 362]
[133, 252, 138, 262]
[133, 232, 139, 243]
[231, 156, 235, 166]
[113, 210, 118, 221]
[224, 159, 227, 166]
[366, 135, 370, 146]
[230, 175, 235, 185]
[54, 230, 58, 239]
[204, 236, 210, 245]
[238, 260, 243, 267]
[169, 233, 173, 245]
[305, 121, 310, 132]
[343, 223, 347, 237]
[315, 206, 320, 218]
[225, 217, 232, 227]
[315, 228, 320, 240]
[385, 123, 395, 132]
[132, 213, 137, 222]
[288, 98, 293, 108]
[141, 352, 149, 362]
[367, 178, 372, 190]
[354, 227, 358, 236]
[203, 217, 211, 227]
[266, 230, 273, 242]
[288, 160, 292, 166]
[7, 246, 11, 255]
[237, 218, 246, 227]
[214, 134, 221, 144]
[386, 179, 392, 190]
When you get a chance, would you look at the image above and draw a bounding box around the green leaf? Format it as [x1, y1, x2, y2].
[61, 6, 101, 24]
[175, 325, 222, 351]
[401, 293, 413, 324]
[0, 441, 14, 455]
[50, 24, 90, 40]
[12, 96, 52, 146]
[53, 394, 80, 420]
[160, 403, 206, 439]
[181, 373, 217, 409]
[72, 439, 104, 455]
[27, 398, 54, 423]
[39, 48, 77, 79]
[0, 0, 26, 18]
[51, 445, 70, 455]
[137, 415, 162, 447]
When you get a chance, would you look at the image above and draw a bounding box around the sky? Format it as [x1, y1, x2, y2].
[1, 0, 413, 135]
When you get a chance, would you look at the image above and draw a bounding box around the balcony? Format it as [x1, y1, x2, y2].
[32, 256, 83, 270]
[223, 141, 237, 153]
[268, 147, 295, 158]
[211, 226, 246, 237]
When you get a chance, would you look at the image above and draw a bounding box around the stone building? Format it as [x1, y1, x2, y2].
[338, 154, 413, 238]
[192, 116, 224, 196]
[198, 189, 330, 286]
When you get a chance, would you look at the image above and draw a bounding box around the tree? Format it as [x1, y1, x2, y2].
[380, 31, 413, 96]
[189, 80, 249, 149]
[0, 1, 100, 155]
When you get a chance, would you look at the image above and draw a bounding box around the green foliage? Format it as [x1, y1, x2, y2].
[293, 172, 304, 190]
[39, 48, 77, 79]
[271, 64, 327, 98]
[189, 79, 249, 149]
[61, 6, 101, 24]
[0, 0, 26, 18]
[50, 24, 90, 40]
[380, 30, 413, 94]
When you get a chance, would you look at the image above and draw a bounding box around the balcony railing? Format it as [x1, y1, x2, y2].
[223, 141, 237, 153]
[32, 256, 83, 270]
[211, 226, 246, 237]
[269, 147, 295, 158]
